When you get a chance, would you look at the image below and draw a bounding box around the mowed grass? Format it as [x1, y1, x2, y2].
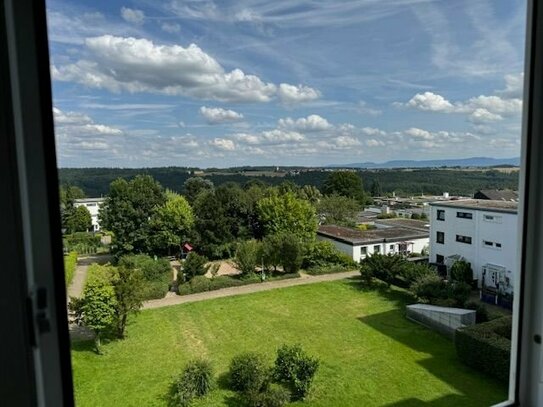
[71, 279, 507, 406]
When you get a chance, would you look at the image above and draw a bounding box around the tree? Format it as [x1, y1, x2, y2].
[450, 260, 473, 284]
[80, 265, 117, 353]
[297, 185, 322, 205]
[60, 185, 86, 233]
[183, 252, 210, 280]
[317, 195, 360, 226]
[257, 193, 317, 241]
[279, 233, 304, 274]
[370, 180, 383, 197]
[322, 171, 367, 205]
[65, 205, 92, 233]
[99, 175, 166, 255]
[151, 192, 194, 254]
[359, 253, 405, 286]
[183, 177, 214, 203]
[233, 240, 261, 276]
[262, 234, 282, 271]
[110, 265, 145, 339]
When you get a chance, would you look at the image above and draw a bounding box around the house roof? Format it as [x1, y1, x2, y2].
[317, 224, 429, 246]
[475, 189, 518, 201]
[373, 218, 430, 232]
[428, 199, 517, 213]
[74, 197, 105, 203]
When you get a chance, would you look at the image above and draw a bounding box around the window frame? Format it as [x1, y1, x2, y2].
[436, 231, 445, 244]
[456, 234, 472, 244]
[456, 211, 473, 219]
[436, 209, 445, 221]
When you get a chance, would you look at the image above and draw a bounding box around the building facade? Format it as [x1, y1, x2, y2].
[74, 198, 105, 232]
[429, 199, 518, 294]
[317, 224, 429, 263]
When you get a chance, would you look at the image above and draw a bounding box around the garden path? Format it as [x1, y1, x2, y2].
[143, 270, 359, 310]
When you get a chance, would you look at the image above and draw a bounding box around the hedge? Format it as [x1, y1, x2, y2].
[64, 251, 78, 285]
[455, 316, 512, 383]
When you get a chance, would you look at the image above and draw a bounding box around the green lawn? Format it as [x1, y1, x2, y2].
[71, 279, 507, 406]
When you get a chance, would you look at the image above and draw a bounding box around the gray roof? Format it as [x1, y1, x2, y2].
[474, 189, 518, 201]
[373, 218, 430, 232]
[429, 199, 517, 214]
[317, 224, 429, 246]
[74, 197, 105, 203]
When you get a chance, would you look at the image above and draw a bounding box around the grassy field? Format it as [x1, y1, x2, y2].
[71, 279, 507, 406]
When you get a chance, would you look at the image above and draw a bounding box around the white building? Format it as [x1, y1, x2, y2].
[74, 198, 105, 232]
[429, 199, 518, 294]
[317, 224, 429, 263]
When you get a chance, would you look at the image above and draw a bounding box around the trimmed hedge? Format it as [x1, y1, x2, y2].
[455, 316, 512, 383]
[64, 251, 78, 285]
[177, 272, 300, 296]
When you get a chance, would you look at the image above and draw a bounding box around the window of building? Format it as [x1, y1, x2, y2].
[456, 235, 472, 244]
[496, 243, 502, 249]
[484, 214, 503, 223]
[389, 244, 395, 251]
[436, 209, 445, 221]
[457, 211, 473, 219]
[373, 245, 380, 254]
[361, 246, 367, 256]
[484, 240, 494, 247]
[436, 254, 444, 264]
[436, 231, 444, 244]
[86, 203, 96, 207]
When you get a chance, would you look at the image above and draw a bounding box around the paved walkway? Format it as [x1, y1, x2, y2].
[143, 270, 359, 310]
[67, 254, 113, 299]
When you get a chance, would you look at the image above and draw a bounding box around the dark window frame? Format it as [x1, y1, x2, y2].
[457, 211, 473, 219]
[436, 231, 445, 244]
[436, 209, 445, 221]
[456, 235, 472, 244]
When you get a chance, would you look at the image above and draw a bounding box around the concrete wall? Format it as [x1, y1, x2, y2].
[429, 205, 518, 292]
[406, 304, 476, 338]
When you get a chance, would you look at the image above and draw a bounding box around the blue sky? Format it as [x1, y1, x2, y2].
[47, 0, 526, 168]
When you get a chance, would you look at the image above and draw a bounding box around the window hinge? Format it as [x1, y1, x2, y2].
[27, 287, 51, 347]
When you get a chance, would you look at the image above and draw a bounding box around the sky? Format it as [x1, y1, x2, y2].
[47, 0, 527, 168]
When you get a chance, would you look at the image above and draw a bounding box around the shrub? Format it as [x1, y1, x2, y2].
[234, 240, 262, 276]
[273, 344, 319, 400]
[399, 262, 434, 286]
[169, 359, 214, 407]
[119, 254, 171, 281]
[410, 274, 448, 303]
[360, 254, 405, 287]
[183, 252, 210, 281]
[64, 251, 78, 285]
[188, 275, 211, 293]
[279, 233, 304, 274]
[464, 301, 490, 323]
[455, 317, 512, 383]
[302, 241, 356, 270]
[450, 260, 473, 284]
[243, 384, 291, 407]
[447, 282, 472, 307]
[229, 353, 271, 394]
[261, 235, 282, 271]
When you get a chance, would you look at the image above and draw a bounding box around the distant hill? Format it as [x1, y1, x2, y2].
[328, 157, 520, 169]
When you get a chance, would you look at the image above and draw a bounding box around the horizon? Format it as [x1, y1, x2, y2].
[49, 0, 525, 168]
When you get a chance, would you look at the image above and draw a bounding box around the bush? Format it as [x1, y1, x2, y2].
[243, 384, 291, 407]
[234, 240, 262, 276]
[455, 317, 512, 383]
[450, 260, 473, 284]
[302, 241, 356, 271]
[64, 251, 78, 285]
[229, 353, 271, 394]
[183, 252, 210, 281]
[119, 254, 171, 281]
[447, 282, 472, 307]
[169, 359, 214, 406]
[399, 262, 434, 286]
[464, 301, 490, 323]
[279, 233, 304, 274]
[360, 254, 405, 287]
[273, 344, 319, 400]
[410, 274, 448, 303]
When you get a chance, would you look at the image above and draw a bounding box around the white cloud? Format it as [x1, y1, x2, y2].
[161, 22, 181, 33]
[468, 108, 503, 124]
[52, 35, 319, 104]
[120, 7, 145, 25]
[333, 136, 361, 148]
[278, 114, 332, 132]
[361, 127, 386, 137]
[277, 83, 320, 104]
[53, 107, 122, 136]
[200, 106, 244, 124]
[404, 127, 434, 140]
[462, 95, 521, 116]
[209, 138, 235, 151]
[261, 129, 305, 143]
[366, 139, 385, 147]
[405, 92, 454, 112]
[497, 73, 524, 98]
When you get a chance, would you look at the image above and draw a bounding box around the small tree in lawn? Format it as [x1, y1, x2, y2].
[234, 240, 261, 276]
[183, 252, 210, 281]
[111, 265, 145, 339]
[262, 234, 282, 272]
[81, 266, 117, 354]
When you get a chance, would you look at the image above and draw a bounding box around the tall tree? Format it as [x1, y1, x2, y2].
[322, 171, 367, 205]
[111, 265, 145, 339]
[100, 175, 166, 255]
[297, 185, 322, 205]
[256, 193, 317, 241]
[150, 192, 194, 254]
[370, 180, 383, 197]
[183, 177, 214, 203]
[317, 195, 360, 226]
[60, 185, 86, 233]
[65, 205, 92, 233]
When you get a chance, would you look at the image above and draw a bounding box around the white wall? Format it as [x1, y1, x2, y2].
[429, 205, 518, 291]
[74, 200, 103, 232]
[317, 235, 355, 260]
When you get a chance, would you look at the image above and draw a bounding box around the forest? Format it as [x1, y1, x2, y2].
[58, 166, 519, 198]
